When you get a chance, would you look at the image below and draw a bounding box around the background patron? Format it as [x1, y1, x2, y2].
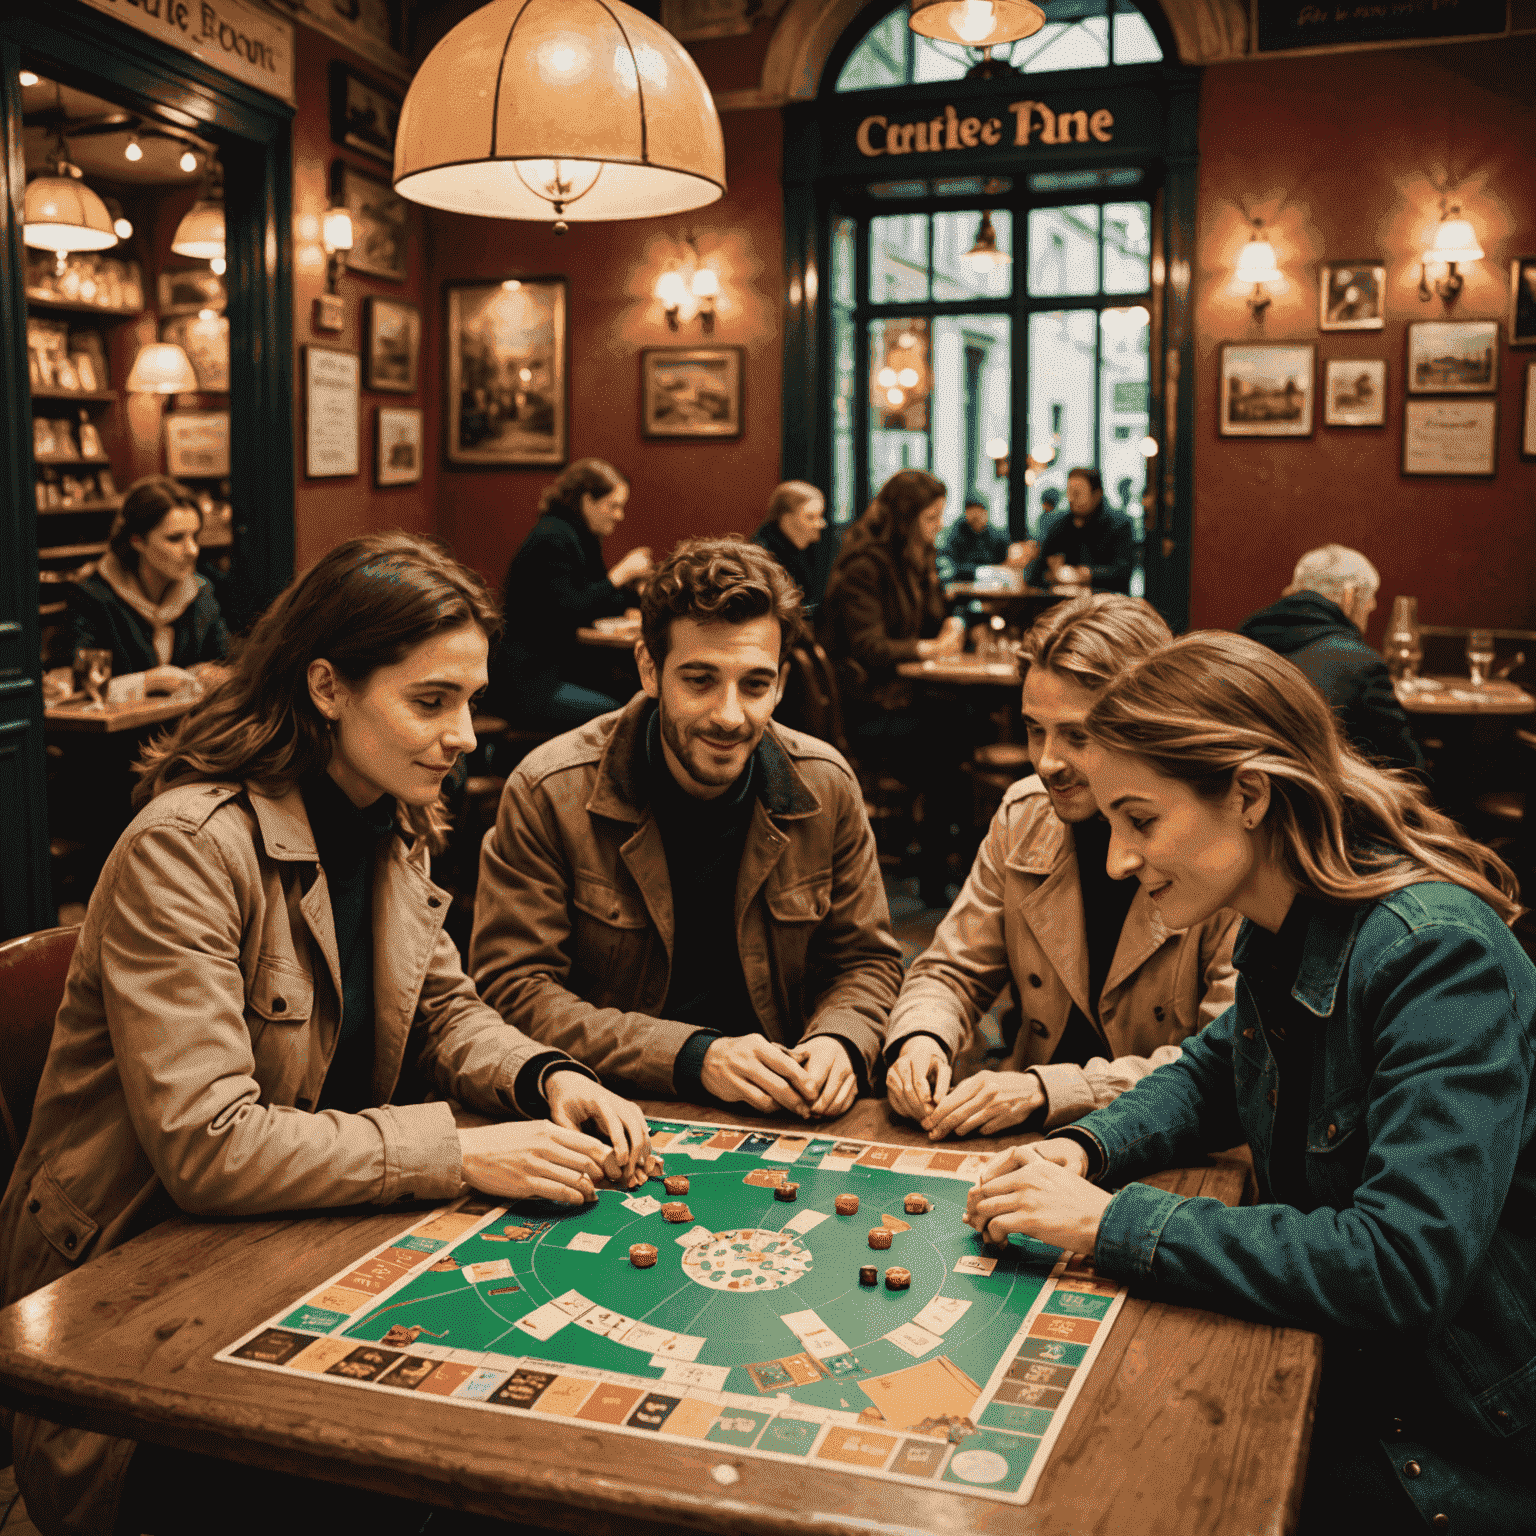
[752, 480, 828, 613]
[1026, 467, 1135, 595]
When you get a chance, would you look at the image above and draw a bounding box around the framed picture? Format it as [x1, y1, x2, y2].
[364, 297, 420, 393]
[640, 346, 745, 439]
[1402, 398, 1498, 476]
[1510, 258, 1536, 347]
[1323, 359, 1387, 427]
[165, 411, 231, 477]
[335, 163, 408, 283]
[158, 268, 226, 316]
[1406, 319, 1499, 394]
[329, 62, 400, 165]
[376, 406, 423, 486]
[161, 313, 229, 392]
[304, 347, 361, 478]
[1319, 261, 1385, 331]
[445, 278, 566, 467]
[1218, 343, 1314, 437]
[1523, 360, 1536, 460]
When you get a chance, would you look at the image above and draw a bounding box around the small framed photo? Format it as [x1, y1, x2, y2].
[329, 62, 400, 165]
[1406, 319, 1499, 394]
[304, 347, 361, 479]
[1323, 359, 1386, 427]
[1218, 343, 1314, 437]
[376, 406, 423, 486]
[335, 163, 408, 283]
[1510, 258, 1536, 347]
[640, 346, 745, 439]
[158, 268, 227, 316]
[364, 297, 420, 394]
[164, 411, 231, 477]
[1403, 397, 1498, 477]
[1522, 360, 1536, 460]
[1319, 262, 1385, 331]
[161, 312, 229, 392]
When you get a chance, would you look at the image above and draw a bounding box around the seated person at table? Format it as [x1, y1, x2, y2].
[752, 479, 828, 613]
[967, 633, 1534, 1536]
[938, 498, 1011, 584]
[68, 473, 229, 686]
[0, 532, 650, 1536]
[492, 457, 654, 730]
[885, 595, 1238, 1134]
[472, 537, 903, 1119]
[1240, 543, 1425, 774]
[1024, 467, 1135, 595]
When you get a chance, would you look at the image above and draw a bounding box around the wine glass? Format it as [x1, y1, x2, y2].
[1466, 630, 1495, 688]
[72, 647, 113, 708]
[1382, 596, 1422, 684]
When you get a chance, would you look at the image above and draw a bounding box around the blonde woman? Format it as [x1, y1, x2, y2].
[967, 632, 1533, 1533]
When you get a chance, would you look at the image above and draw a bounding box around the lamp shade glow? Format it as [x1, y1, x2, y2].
[23, 174, 117, 253]
[910, 0, 1045, 47]
[394, 0, 725, 223]
[125, 342, 198, 394]
[171, 198, 225, 260]
[1234, 231, 1281, 285]
[1427, 208, 1483, 265]
[959, 209, 1011, 271]
[322, 208, 355, 252]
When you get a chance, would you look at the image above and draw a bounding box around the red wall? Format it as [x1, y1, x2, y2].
[1189, 36, 1536, 644]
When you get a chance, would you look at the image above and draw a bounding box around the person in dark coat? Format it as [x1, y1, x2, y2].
[494, 458, 654, 730]
[1239, 545, 1425, 775]
[938, 499, 1011, 583]
[1025, 467, 1136, 594]
[69, 475, 230, 680]
[751, 480, 827, 613]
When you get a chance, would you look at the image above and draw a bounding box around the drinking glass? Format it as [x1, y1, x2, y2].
[1466, 630, 1496, 688]
[72, 647, 112, 707]
[1382, 596, 1422, 683]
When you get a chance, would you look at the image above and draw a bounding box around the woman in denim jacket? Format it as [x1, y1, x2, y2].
[968, 632, 1533, 1534]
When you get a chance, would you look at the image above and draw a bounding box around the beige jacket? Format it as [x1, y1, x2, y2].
[0, 781, 578, 1535]
[885, 776, 1240, 1128]
[471, 696, 904, 1089]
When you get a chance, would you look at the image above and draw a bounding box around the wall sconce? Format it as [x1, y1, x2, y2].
[1232, 218, 1281, 319]
[1418, 201, 1483, 303]
[653, 234, 720, 334]
[313, 207, 354, 333]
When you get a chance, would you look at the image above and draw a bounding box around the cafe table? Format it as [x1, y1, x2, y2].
[43, 694, 198, 734]
[0, 1097, 1318, 1536]
[896, 655, 1020, 688]
[576, 624, 643, 650]
[1394, 676, 1536, 716]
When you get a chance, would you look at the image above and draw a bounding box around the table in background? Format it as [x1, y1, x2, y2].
[0, 1098, 1317, 1536]
[1395, 676, 1535, 717]
[43, 695, 196, 734]
[898, 656, 1020, 689]
[1396, 675, 1535, 820]
[944, 585, 1064, 634]
[576, 626, 642, 651]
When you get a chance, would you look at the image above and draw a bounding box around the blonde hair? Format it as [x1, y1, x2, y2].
[1285, 544, 1380, 603]
[1084, 631, 1520, 923]
[1019, 593, 1172, 692]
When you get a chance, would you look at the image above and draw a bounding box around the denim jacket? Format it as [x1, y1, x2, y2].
[1072, 882, 1535, 1524]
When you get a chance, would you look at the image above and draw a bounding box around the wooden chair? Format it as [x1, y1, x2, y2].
[0, 924, 78, 1199]
[783, 641, 850, 757]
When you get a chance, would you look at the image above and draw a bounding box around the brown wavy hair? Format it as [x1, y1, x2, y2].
[1084, 631, 1520, 923]
[538, 457, 626, 522]
[641, 536, 805, 667]
[1018, 593, 1172, 691]
[135, 532, 503, 851]
[825, 469, 946, 618]
[110, 475, 201, 571]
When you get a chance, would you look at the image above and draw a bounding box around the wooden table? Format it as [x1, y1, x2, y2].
[898, 656, 1021, 688]
[1395, 675, 1536, 716]
[43, 695, 196, 734]
[0, 1097, 1318, 1535]
[577, 626, 643, 651]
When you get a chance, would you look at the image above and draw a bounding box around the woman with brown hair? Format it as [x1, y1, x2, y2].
[1, 531, 652, 1535]
[967, 632, 1534, 1534]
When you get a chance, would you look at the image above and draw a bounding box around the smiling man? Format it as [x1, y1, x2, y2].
[471, 537, 903, 1118]
[883, 595, 1239, 1136]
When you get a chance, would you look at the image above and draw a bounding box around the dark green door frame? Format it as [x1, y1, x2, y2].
[0, 0, 294, 939]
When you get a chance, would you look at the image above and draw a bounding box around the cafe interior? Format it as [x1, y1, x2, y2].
[0, 0, 1534, 1529]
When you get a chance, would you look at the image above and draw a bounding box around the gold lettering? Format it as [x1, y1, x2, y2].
[856, 115, 887, 156]
[929, 116, 945, 151]
[1059, 109, 1089, 142]
[1089, 108, 1114, 142]
[899, 122, 917, 152]
[945, 104, 960, 150]
[1009, 100, 1035, 145]
[959, 116, 981, 147]
[1034, 104, 1058, 144]
[980, 117, 1002, 145]
[914, 121, 929, 152]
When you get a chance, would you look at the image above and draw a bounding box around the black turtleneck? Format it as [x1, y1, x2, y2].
[1052, 817, 1139, 1066]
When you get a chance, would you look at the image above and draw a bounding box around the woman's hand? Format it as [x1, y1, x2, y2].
[544, 1073, 654, 1187]
[922, 1069, 1043, 1140]
[964, 1141, 1109, 1254]
[886, 1036, 952, 1121]
[790, 1035, 859, 1118]
[143, 664, 201, 696]
[457, 1121, 609, 1203]
[608, 547, 654, 588]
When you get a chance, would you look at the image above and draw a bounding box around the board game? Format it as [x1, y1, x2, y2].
[219, 1119, 1128, 1505]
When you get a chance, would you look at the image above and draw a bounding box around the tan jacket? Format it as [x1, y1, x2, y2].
[471, 696, 904, 1089]
[0, 781, 576, 1535]
[885, 776, 1240, 1128]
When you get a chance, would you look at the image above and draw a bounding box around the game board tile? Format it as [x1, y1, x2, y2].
[854, 1145, 902, 1171]
[548, 1289, 597, 1318]
[285, 1337, 360, 1374]
[627, 1391, 684, 1431]
[647, 1131, 679, 1150]
[1027, 1314, 1101, 1346]
[993, 1379, 1066, 1410]
[309, 1285, 375, 1314]
[461, 1258, 515, 1285]
[610, 1320, 672, 1353]
[1043, 1289, 1116, 1320]
[649, 1332, 705, 1363]
[412, 1212, 483, 1243]
[884, 1321, 945, 1359]
[489, 1367, 557, 1410]
[230, 1328, 313, 1366]
[1005, 1359, 1075, 1390]
[735, 1132, 781, 1156]
[756, 1416, 821, 1456]
[528, 1374, 601, 1416]
[762, 1135, 810, 1162]
[660, 1361, 730, 1392]
[453, 1366, 511, 1401]
[279, 1305, 347, 1334]
[377, 1354, 442, 1391]
[1053, 1275, 1120, 1297]
[953, 1255, 997, 1277]
[940, 1429, 1039, 1493]
[574, 1382, 646, 1424]
[391, 1233, 445, 1253]
[411, 1361, 478, 1397]
[706, 1408, 772, 1447]
[912, 1297, 972, 1335]
[1015, 1337, 1089, 1367]
[892, 1437, 949, 1478]
[704, 1129, 748, 1150]
[926, 1152, 967, 1173]
[816, 1426, 898, 1468]
[657, 1395, 720, 1439]
[979, 1402, 1055, 1436]
[892, 1150, 935, 1174]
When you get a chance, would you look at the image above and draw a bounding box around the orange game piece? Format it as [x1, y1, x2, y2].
[663, 1175, 690, 1196]
[629, 1243, 659, 1269]
[868, 1227, 893, 1250]
[903, 1193, 930, 1215]
[835, 1193, 860, 1215]
[661, 1202, 692, 1223]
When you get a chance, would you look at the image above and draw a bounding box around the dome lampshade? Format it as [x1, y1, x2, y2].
[1234, 230, 1281, 286]
[171, 199, 225, 261]
[393, 0, 726, 225]
[125, 343, 199, 394]
[910, 0, 1046, 47]
[1428, 207, 1483, 266]
[24, 173, 117, 254]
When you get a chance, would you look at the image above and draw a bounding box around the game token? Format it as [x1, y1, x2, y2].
[868, 1227, 893, 1249]
[858, 1265, 878, 1286]
[885, 1266, 912, 1291]
[903, 1193, 930, 1215]
[835, 1193, 860, 1215]
[774, 1182, 799, 1202]
[629, 1243, 658, 1269]
[661, 1201, 693, 1223]
[664, 1175, 690, 1196]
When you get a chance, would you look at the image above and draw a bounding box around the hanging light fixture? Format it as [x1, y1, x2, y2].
[125, 342, 198, 394]
[960, 210, 1011, 273]
[393, 0, 726, 232]
[24, 112, 117, 272]
[1232, 217, 1282, 318]
[909, 0, 1045, 48]
[172, 157, 225, 261]
[1418, 201, 1484, 303]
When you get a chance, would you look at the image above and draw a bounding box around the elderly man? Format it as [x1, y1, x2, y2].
[1240, 545, 1424, 774]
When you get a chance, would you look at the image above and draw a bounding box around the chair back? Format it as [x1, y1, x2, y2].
[786, 641, 850, 757]
[0, 925, 78, 1189]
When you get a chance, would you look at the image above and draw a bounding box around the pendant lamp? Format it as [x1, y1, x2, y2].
[171, 199, 225, 261]
[960, 210, 1011, 272]
[125, 343, 199, 395]
[910, 0, 1045, 48]
[393, 0, 726, 230]
[24, 164, 117, 256]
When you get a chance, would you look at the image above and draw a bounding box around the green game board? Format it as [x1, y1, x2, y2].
[219, 1120, 1127, 1504]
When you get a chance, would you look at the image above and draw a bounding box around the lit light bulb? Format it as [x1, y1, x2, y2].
[124, 138, 143, 163]
[986, 437, 1009, 459]
[877, 367, 898, 387]
[19, 71, 39, 88]
[654, 270, 688, 309]
[210, 256, 226, 275]
[898, 367, 919, 388]
[179, 149, 198, 173]
[518, 367, 533, 382]
[1140, 436, 1159, 458]
[690, 266, 719, 299]
[113, 216, 134, 239]
[950, 1, 999, 46]
[897, 332, 916, 349]
[502, 278, 521, 292]
[886, 387, 906, 407]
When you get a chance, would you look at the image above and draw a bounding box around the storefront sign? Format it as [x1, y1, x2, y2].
[1256, 0, 1506, 52]
[74, 0, 296, 106]
[856, 99, 1116, 158]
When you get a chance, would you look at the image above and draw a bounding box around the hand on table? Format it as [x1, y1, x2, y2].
[457, 1121, 608, 1203]
[789, 1035, 858, 1118]
[886, 1036, 952, 1122]
[700, 1035, 818, 1118]
[144, 664, 202, 696]
[544, 1073, 655, 1187]
[608, 547, 654, 588]
[964, 1140, 1109, 1254]
[922, 1069, 1044, 1140]
[1005, 539, 1039, 570]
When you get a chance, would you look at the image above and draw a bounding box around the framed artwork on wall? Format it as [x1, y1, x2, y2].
[1323, 359, 1386, 426]
[1523, 360, 1536, 459]
[161, 313, 229, 392]
[364, 297, 420, 393]
[329, 62, 400, 165]
[1319, 262, 1386, 331]
[376, 406, 423, 486]
[1406, 319, 1499, 394]
[335, 163, 408, 283]
[1402, 397, 1498, 476]
[164, 411, 230, 476]
[1218, 343, 1314, 437]
[444, 278, 566, 467]
[304, 347, 361, 478]
[641, 346, 745, 439]
[1511, 258, 1536, 347]
[158, 268, 226, 316]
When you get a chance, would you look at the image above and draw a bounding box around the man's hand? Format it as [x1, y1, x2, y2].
[886, 1036, 952, 1122]
[789, 1035, 858, 1118]
[700, 1036, 818, 1117]
[923, 1070, 1044, 1140]
[544, 1073, 653, 1187]
[964, 1145, 1109, 1253]
[457, 1122, 609, 1203]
